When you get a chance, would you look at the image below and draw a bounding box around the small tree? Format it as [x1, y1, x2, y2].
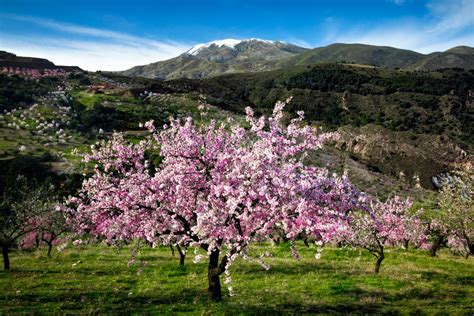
[409, 199, 446, 257]
[401, 208, 427, 250]
[68, 99, 361, 300]
[342, 196, 416, 273]
[35, 205, 70, 257]
[425, 219, 448, 257]
[0, 178, 55, 270]
[168, 244, 187, 266]
[438, 163, 473, 257]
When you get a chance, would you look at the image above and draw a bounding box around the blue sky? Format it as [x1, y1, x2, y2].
[0, 0, 472, 70]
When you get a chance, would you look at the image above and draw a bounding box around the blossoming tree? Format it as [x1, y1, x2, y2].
[67, 99, 363, 300]
[437, 163, 473, 257]
[0, 178, 56, 270]
[340, 196, 421, 273]
[21, 204, 70, 257]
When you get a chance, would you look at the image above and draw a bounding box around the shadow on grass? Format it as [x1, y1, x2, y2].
[8, 288, 205, 313]
[7, 288, 389, 315]
[224, 303, 384, 315]
[419, 270, 474, 286]
[2, 274, 471, 314]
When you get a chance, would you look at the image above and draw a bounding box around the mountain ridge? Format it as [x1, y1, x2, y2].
[120, 40, 474, 80]
[0, 51, 83, 72]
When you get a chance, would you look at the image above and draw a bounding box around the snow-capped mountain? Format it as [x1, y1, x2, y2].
[181, 38, 306, 63]
[186, 39, 252, 55]
[120, 38, 308, 79]
[185, 38, 281, 55]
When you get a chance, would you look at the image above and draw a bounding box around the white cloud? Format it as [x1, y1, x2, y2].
[426, 0, 474, 34]
[283, 37, 312, 48]
[319, 0, 474, 53]
[389, 0, 406, 5]
[0, 15, 191, 71]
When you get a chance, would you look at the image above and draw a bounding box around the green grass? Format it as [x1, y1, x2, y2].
[72, 91, 121, 109]
[1, 242, 473, 315]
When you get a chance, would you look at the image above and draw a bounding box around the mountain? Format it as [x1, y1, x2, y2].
[121, 42, 474, 80]
[0, 51, 82, 71]
[120, 39, 308, 79]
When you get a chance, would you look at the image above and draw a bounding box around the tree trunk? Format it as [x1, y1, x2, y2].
[169, 245, 175, 256]
[2, 244, 10, 270]
[303, 238, 310, 247]
[208, 249, 222, 301]
[176, 245, 186, 266]
[272, 237, 280, 245]
[46, 242, 53, 257]
[430, 236, 444, 257]
[403, 239, 409, 250]
[374, 252, 384, 274]
[467, 242, 474, 256]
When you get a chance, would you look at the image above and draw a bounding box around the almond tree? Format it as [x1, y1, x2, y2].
[425, 219, 449, 257]
[23, 205, 70, 257]
[0, 178, 55, 270]
[401, 208, 427, 250]
[341, 196, 419, 273]
[438, 163, 473, 257]
[67, 99, 363, 300]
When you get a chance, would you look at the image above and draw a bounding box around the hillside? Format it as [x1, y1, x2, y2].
[0, 51, 82, 71]
[406, 46, 474, 71]
[283, 43, 425, 69]
[150, 64, 473, 188]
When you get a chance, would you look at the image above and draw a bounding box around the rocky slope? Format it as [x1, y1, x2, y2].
[334, 125, 467, 189]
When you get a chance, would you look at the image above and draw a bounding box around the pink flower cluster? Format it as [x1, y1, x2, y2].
[0, 67, 66, 79]
[340, 196, 426, 251]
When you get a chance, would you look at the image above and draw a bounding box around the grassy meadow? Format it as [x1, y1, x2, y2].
[1, 242, 473, 315]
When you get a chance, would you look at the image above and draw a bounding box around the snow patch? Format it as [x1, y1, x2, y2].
[186, 38, 282, 55]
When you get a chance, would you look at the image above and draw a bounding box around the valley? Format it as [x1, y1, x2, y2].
[1, 44, 473, 199]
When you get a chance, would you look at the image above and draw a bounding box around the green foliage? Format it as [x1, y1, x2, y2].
[0, 155, 82, 199]
[284, 65, 369, 92]
[71, 91, 171, 132]
[0, 75, 54, 111]
[164, 65, 474, 145]
[0, 156, 53, 195]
